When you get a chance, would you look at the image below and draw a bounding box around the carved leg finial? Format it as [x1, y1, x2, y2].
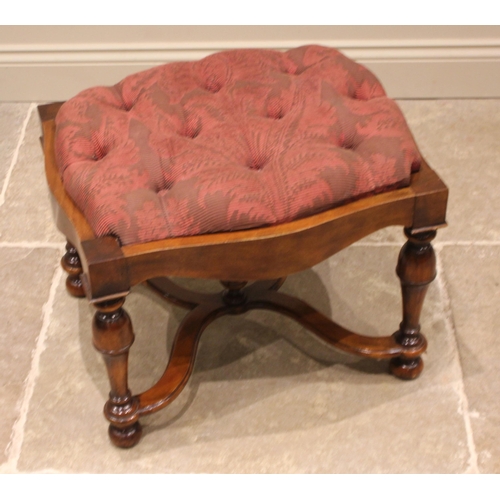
[221, 281, 248, 306]
[389, 229, 437, 380]
[61, 242, 85, 297]
[92, 298, 142, 448]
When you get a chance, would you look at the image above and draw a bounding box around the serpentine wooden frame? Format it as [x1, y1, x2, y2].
[39, 102, 448, 448]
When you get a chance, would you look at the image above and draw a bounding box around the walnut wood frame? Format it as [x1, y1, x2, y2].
[39, 102, 448, 448]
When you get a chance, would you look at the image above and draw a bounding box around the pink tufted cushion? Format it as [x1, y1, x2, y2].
[55, 45, 421, 245]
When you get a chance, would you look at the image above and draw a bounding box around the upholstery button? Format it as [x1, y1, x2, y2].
[340, 138, 356, 150]
[247, 162, 265, 170]
[338, 132, 357, 151]
[209, 86, 221, 93]
[180, 119, 201, 139]
[157, 180, 173, 193]
[247, 154, 268, 170]
[91, 137, 107, 160]
[204, 77, 222, 93]
[282, 64, 302, 76]
[120, 99, 134, 111]
[268, 109, 284, 120]
[266, 98, 287, 120]
[185, 129, 200, 139]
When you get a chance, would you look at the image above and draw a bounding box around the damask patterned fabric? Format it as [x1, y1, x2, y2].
[55, 45, 421, 245]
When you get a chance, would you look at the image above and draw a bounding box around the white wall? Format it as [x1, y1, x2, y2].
[1, 26, 500, 101]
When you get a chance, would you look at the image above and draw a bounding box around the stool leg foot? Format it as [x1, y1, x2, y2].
[92, 298, 141, 448]
[389, 356, 424, 380]
[61, 241, 85, 298]
[390, 229, 436, 380]
[108, 421, 143, 449]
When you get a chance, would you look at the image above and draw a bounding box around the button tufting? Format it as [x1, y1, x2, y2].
[267, 103, 285, 120]
[180, 118, 202, 139]
[282, 65, 301, 76]
[55, 45, 421, 245]
[91, 135, 107, 160]
[247, 162, 265, 171]
[204, 77, 222, 93]
[266, 98, 288, 120]
[156, 180, 173, 193]
[120, 99, 134, 111]
[268, 111, 284, 120]
[247, 154, 268, 171]
[179, 129, 200, 139]
[338, 132, 357, 151]
[203, 87, 220, 94]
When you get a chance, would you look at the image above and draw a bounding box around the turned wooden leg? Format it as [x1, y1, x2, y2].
[92, 298, 142, 448]
[61, 241, 85, 297]
[389, 229, 437, 380]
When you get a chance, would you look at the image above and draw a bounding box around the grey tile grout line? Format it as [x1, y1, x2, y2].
[0, 103, 36, 208]
[436, 241, 500, 246]
[0, 242, 65, 249]
[352, 241, 500, 247]
[0, 241, 499, 249]
[2, 263, 63, 473]
[434, 246, 480, 474]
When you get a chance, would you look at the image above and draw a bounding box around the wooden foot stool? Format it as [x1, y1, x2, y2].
[39, 45, 448, 448]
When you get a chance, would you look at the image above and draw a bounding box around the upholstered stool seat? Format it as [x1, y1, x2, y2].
[39, 45, 448, 448]
[54, 45, 421, 244]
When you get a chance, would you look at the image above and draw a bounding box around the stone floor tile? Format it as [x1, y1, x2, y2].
[133, 384, 468, 474]
[440, 245, 500, 473]
[0, 107, 65, 244]
[0, 103, 31, 188]
[18, 247, 468, 473]
[0, 247, 60, 465]
[397, 100, 500, 242]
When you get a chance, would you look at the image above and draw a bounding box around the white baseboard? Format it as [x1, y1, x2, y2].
[2, 38, 500, 100]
